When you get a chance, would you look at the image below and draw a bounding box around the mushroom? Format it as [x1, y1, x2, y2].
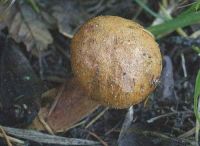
[71, 16, 162, 108]
[33, 16, 162, 132]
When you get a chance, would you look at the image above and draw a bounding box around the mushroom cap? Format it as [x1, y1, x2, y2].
[71, 16, 162, 108]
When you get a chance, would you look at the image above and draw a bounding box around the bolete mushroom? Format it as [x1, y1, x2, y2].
[71, 16, 162, 108]
[33, 16, 162, 132]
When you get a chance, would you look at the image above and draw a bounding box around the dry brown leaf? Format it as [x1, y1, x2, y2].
[30, 78, 99, 133]
[0, 1, 53, 53]
[50, 0, 90, 38]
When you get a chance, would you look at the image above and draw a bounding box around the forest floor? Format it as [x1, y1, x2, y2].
[0, 0, 200, 146]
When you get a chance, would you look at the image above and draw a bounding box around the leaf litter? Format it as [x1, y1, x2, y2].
[0, 0, 200, 146]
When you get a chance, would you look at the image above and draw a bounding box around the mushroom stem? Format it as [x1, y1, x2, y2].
[32, 78, 99, 132]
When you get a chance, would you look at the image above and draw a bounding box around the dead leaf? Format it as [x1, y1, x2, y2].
[0, 1, 53, 53]
[50, 0, 90, 38]
[30, 78, 99, 133]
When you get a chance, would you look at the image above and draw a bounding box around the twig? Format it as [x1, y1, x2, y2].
[85, 107, 109, 128]
[88, 131, 108, 146]
[38, 114, 54, 135]
[195, 97, 200, 146]
[2, 126, 100, 145]
[196, 119, 200, 146]
[105, 121, 121, 136]
[181, 53, 188, 77]
[0, 133, 24, 145]
[143, 131, 194, 145]
[147, 111, 193, 123]
[58, 120, 86, 133]
[0, 126, 12, 146]
[178, 127, 195, 138]
[48, 83, 65, 117]
[60, 32, 73, 39]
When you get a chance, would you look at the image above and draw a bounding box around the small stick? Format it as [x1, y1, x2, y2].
[48, 83, 66, 117]
[60, 32, 73, 39]
[85, 107, 109, 128]
[181, 53, 188, 78]
[38, 114, 54, 135]
[88, 131, 108, 146]
[63, 120, 86, 132]
[0, 133, 24, 144]
[147, 111, 192, 123]
[195, 97, 200, 146]
[0, 126, 13, 146]
[178, 127, 195, 138]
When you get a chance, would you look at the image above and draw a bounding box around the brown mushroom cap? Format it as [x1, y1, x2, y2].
[71, 16, 162, 108]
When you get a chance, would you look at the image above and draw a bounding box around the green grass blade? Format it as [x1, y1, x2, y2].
[195, 1, 200, 11]
[25, 0, 40, 13]
[194, 70, 200, 122]
[179, 1, 200, 17]
[147, 12, 200, 38]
